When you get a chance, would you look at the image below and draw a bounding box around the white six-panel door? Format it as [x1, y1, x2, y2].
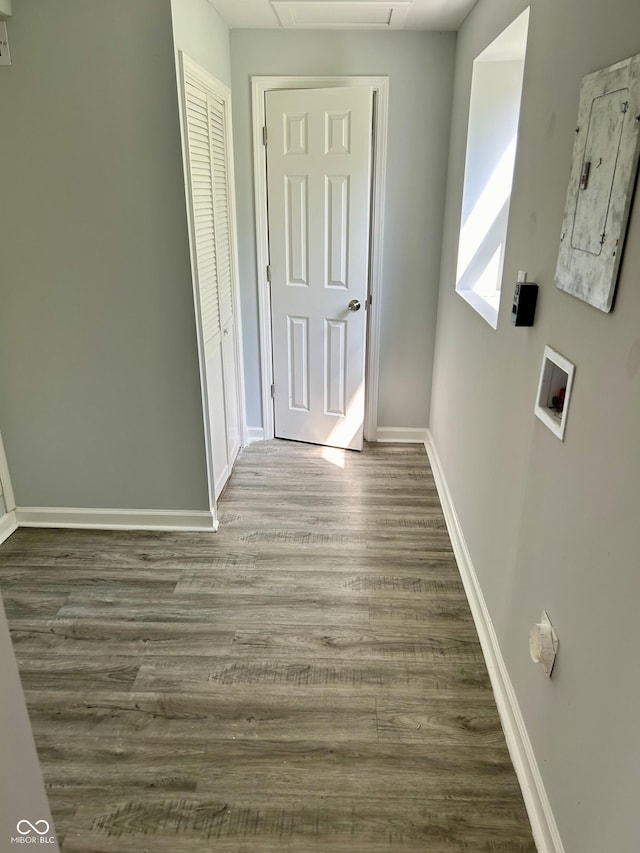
[266, 87, 373, 451]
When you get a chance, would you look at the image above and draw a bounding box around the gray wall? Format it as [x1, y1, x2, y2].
[430, 0, 640, 849]
[171, 0, 231, 88]
[230, 30, 456, 430]
[0, 0, 209, 511]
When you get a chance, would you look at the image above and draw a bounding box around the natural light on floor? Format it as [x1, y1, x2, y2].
[321, 446, 346, 468]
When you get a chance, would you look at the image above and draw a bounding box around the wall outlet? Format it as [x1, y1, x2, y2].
[0, 22, 11, 65]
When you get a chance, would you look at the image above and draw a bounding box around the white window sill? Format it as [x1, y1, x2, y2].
[456, 289, 499, 329]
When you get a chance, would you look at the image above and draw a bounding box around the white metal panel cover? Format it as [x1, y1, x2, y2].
[555, 53, 640, 312]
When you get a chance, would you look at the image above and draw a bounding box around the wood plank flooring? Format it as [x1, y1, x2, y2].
[0, 440, 536, 852]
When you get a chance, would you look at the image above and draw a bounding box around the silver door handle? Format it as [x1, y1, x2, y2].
[348, 299, 361, 312]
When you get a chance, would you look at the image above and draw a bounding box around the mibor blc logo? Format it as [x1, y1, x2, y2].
[10, 819, 56, 845]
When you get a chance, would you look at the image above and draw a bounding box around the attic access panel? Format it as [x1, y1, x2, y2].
[270, 1, 413, 29]
[555, 54, 640, 312]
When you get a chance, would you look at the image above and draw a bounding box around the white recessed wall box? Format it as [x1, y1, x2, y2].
[534, 346, 576, 441]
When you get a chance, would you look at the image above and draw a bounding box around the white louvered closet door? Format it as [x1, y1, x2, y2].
[183, 62, 242, 502]
[209, 93, 240, 467]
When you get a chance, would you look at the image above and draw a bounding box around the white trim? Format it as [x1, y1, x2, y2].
[14, 507, 217, 533]
[424, 430, 564, 853]
[251, 75, 389, 443]
[365, 84, 388, 443]
[375, 427, 428, 443]
[222, 74, 250, 450]
[0, 511, 17, 545]
[457, 289, 499, 330]
[0, 429, 16, 512]
[247, 426, 266, 443]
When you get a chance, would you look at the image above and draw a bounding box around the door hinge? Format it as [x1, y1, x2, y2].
[263, 126, 268, 145]
[270, 383, 276, 399]
[266, 264, 272, 283]
[368, 294, 372, 308]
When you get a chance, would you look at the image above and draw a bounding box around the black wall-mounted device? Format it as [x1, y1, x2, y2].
[512, 282, 538, 326]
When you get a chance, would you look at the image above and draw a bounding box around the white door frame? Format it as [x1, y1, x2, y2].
[177, 52, 248, 519]
[251, 76, 389, 442]
[0, 428, 15, 512]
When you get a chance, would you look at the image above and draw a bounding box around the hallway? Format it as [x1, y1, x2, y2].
[0, 440, 535, 851]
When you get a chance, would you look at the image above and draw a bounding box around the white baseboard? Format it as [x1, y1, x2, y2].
[14, 507, 218, 533]
[424, 431, 564, 853]
[247, 426, 265, 443]
[375, 427, 428, 443]
[0, 511, 18, 545]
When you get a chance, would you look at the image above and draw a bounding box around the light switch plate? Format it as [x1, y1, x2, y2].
[0, 22, 11, 65]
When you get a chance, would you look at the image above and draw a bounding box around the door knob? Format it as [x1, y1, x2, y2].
[348, 299, 361, 312]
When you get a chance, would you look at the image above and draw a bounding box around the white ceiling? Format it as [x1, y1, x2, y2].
[207, 0, 479, 32]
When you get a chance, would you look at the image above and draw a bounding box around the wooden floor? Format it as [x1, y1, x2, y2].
[0, 440, 535, 852]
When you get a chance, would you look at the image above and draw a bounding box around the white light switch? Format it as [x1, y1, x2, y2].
[0, 22, 11, 66]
